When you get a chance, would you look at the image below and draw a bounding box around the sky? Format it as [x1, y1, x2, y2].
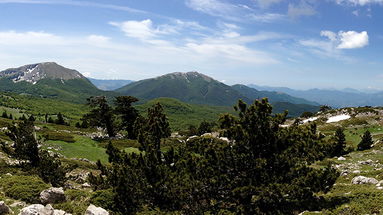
[0, 0, 382, 90]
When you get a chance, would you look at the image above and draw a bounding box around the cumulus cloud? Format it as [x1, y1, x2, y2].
[300, 30, 369, 60]
[337, 31, 369, 49]
[109, 20, 158, 40]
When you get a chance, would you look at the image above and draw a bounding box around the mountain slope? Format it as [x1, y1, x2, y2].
[88, 78, 133, 91]
[232, 84, 319, 106]
[116, 72, 250, 106]
[0, 62, 117, 103]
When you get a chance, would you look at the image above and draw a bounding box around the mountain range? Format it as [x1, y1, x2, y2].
[0, 63, 320, 117]
[249, 84, 383, 108]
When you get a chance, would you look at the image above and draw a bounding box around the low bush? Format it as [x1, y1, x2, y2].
[0, 175, 49, 203]
[54, 189, 91, 215]
[41, 130, 75, 143]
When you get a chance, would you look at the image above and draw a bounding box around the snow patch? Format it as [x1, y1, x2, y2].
[302, 117, 318, 123]
[326, 114, 351, 123]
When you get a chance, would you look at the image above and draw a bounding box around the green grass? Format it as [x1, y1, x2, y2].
[43, 135, 108, 163]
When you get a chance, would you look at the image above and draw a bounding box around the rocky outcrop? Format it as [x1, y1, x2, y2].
[85, 204, 109, 215]
[0, 201, 11, 215]
[40, 187, 65, 204]
[351, 176, 378, 185]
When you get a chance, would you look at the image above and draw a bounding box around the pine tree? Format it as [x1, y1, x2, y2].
[84, 96, 116, 137]
[2, 111, 8, 118]
[55, 112, 66, 125]
[6, 120, 40, 167]
[38, 150, 66, 186]
[332, 127, 346, 156]
[114, 96, 139, 139]
[358, 130, 373, 151]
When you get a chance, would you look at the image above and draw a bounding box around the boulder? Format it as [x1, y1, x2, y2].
[40, 187, 66, 204]
[19, 204, 71, 215]
[337, 156, 346, 161]
[351, 176, 378, 185]
[85, 204, 109, 215]
[19, 204, 53, 215]
[0, 201, 11, 215]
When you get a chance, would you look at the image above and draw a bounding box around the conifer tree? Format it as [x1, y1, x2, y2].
[332, 127, 346, 156]
[84, 96, 116, 137]
[6, 120, 40, 167]
[358, 130, 373, 151]
[55, 112, 66, 125]
[114, 96, 139, 139]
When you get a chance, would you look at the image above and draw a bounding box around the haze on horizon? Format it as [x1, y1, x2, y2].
[0, 0, 382, 90]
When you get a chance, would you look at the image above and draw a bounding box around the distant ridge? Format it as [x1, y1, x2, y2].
[88, 78, 133, 91]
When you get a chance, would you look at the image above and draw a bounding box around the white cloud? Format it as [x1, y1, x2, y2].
[288, 1, 317, 18]
[254, 0, 284, 8]
[109, 20, 158, 40]
[0, 29, 280, 80]
[87, 35, 110, 43]
[300, 30, 369, 60]
[337, 31, 369, 49]
[185, 0, 285, 23]
[335, 0, 383, 6]
[0, 31, 63, 45]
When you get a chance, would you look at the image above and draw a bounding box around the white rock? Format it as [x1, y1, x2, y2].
[19, 204, 52, 215]
[352, 170, 361, 174]
[351, 176, 378, 185]
[337, 156, 346, 161]
[40, 187, 65, 204]
[85, 204, 109, 215]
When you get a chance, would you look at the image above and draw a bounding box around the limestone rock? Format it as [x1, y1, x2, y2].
[351, 176, 378, 185]
[337, 156, 346, 161]
[85, 204, 109, 215]
[40, 187, 65, 204]
[19, 204, 52, 215]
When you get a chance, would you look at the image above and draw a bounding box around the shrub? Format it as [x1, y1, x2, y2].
[358, 130, 373, 151]
[90, 189, 115, 211]
[54, 189, 91, 215]
[0, 175, 49, 203]
[41, 130, 75, 143]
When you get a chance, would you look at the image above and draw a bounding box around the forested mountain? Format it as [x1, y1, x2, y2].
[116, 72, 250, 106]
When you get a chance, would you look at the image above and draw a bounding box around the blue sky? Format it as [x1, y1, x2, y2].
[0, 0, 382, 90]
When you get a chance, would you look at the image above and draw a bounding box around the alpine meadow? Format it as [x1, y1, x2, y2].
[1, 1, 383, 215]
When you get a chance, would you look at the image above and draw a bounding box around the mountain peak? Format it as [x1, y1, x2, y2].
[0, 62, 85, 84]
[161, 71, 214, 83]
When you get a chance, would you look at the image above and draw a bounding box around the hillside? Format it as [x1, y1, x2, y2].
[116, 72, 249, 106]
[0, 62, 118, 103]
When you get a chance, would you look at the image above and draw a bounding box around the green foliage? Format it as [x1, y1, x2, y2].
[41, 130, 75, 143]
[90, 189, 115, 211]
[0, 175, 50, 203]
[38, 150, 66, 186]
[358, 130, 373, 151]
[89, 98, 339, 214]
[54, 189, 91, 215]
[55, 112, 68, 125]
[84, 96, 115, 137]
[301, 111, 314, 118]
[114, 96, 139, 139]
[6, 120, 40, 166]
[331, 128, 347, 157]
